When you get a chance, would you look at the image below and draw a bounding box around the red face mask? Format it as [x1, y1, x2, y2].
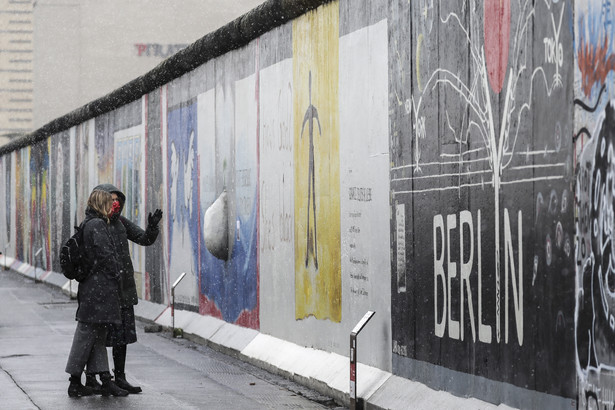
[109, 200, 121, 217]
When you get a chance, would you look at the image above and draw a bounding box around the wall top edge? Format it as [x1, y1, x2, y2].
[0, 0, 334, 157]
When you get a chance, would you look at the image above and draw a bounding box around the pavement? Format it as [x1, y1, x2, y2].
[0, 268, 342, 409]
[0, 257, 517, 409]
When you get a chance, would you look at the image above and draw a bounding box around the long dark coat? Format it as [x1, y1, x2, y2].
[76, 208, 122, 324]
[93, 184, 159, 307]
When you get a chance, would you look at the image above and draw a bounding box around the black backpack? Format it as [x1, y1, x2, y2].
[59, 220, 91, 282]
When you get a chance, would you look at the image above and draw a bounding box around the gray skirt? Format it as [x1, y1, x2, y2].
[106, 305, 137, 347]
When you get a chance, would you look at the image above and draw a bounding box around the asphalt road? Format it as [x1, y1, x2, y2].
[0, 269, 343, 409]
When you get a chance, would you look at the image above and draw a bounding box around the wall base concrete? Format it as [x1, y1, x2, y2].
[6, 259, 519, 409]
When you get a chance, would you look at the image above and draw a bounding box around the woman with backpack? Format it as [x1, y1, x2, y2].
[64, 189, 129, 397]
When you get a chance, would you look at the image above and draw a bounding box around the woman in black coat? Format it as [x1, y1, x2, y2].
[64, 189, 129, 397]
[88, 183, 161, 394]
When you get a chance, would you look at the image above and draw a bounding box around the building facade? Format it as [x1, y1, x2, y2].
[0, 0, 33, 137]
[0, 0, 265, 141]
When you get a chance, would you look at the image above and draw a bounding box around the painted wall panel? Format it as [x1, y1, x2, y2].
[574, 0, 615, 407]
[49, 131, 71, 273]
[198, 63, 260, 326]
[145, 89, 166, 303]
[160, 85, 171, 305]
[339, 18, 391, 370]
[72, 123, 91, 229]
[197, 87, 220, 316]
[390, 0, 574, 405]
[15, 148, 28, 262]
[231, 73, 259, 327]
[8, 152, 16, 259]
[0, 157, 7, 254]
[259, 57, 295, 334]
[0, 154, 12, 259]
[95, 113, 115, 184]
[166, 100, 200, 308]
[114, 122, 147, 293]
[29, 140, 50, 271]
[293, 2, 341, 322]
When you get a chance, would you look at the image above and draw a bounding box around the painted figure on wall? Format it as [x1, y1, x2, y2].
[300, 71, 322, 270]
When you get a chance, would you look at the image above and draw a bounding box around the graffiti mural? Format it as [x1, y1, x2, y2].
[390, 0, 574, 402]
[293, 2, 342, 322]
[574, 1, 615, 407]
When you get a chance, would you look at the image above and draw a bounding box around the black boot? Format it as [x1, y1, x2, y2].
[99, 372, 128, 397]
[85, 373, 103, 395]
[114, 370, 142, 394]
[68, 375, 94, 398]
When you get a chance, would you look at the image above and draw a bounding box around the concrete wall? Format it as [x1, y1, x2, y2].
[0, 0, 602, 407]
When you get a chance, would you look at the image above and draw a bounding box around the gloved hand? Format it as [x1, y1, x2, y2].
[148, 209, 163, 227]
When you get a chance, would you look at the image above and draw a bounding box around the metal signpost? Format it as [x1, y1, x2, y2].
[34, 247, 43, 282]
[171, 272, 187, 337]
[350, 310, 375, 410]
[3, 242, 8, 270]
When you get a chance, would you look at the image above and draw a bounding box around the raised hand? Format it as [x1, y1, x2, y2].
[148, 209, 163, 227]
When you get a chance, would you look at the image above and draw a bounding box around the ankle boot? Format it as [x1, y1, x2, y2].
[99, 372, 129, 397]
[68, 375, 94, 397]
[114, 370, 142, 394]
[85, 373, 103, 395]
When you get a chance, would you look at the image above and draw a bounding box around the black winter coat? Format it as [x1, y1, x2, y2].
[76, 209, 122, 324]
[93, 184, 159, 307]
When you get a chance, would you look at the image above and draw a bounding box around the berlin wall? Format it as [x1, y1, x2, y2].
[0, 0, 611, 407]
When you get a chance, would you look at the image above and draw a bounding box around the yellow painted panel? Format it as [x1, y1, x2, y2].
[293, 2, 341, 323]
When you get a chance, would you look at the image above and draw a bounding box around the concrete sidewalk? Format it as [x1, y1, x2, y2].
[1, 257, 515, 409]
[0, 268, 341, 409]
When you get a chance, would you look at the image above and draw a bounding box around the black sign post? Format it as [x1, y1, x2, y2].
[171, 272, 187, 337]
[350, 310, 375, 410]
